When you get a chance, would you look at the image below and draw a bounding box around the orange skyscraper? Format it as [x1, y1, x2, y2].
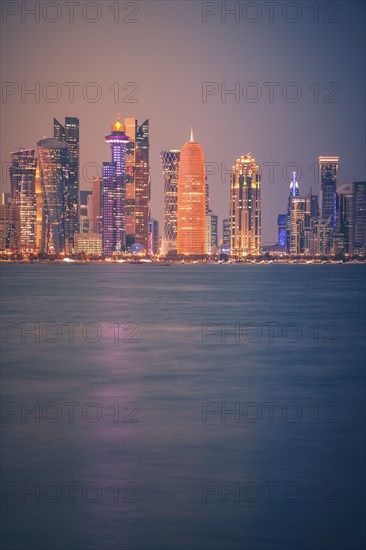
[177, 130, 206, 256]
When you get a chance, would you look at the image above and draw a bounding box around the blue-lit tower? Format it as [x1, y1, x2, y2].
[103, 115, 129, 255]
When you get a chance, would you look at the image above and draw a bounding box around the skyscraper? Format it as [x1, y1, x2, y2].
[35, 163, 43, 251]
[177, 130, 206, 256]
[160, 149, 180, 254]
[148, 218, 159, 255]
[54, 117, 79, 248]
[37, 138, 69, 254]
[289, 197, 307, 256]
[277, 214, 286, 248]
[222, 218, 230, 253]
[206, 212, 218, 254]
[125, 118, 150, 252]
[102, 115, 129, 255]
[286, 171, 299, 252]
[353, 182, 366, 255]
[88, 177, 102, 234]
[9, 149, 37, 251]
[230, 154, 261, 257]
[102, 161, 117, 256]
[335, 183, 354, 254]
[319, 156, 339, 228]
[0, 193, 20, 252]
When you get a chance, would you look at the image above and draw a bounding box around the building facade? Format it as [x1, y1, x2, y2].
[160, 149, 180, 255]
[125, 118, 150, 252]
[319, 156, 338, 229]
[230, 154, 261, 257]
[177, 131, 206, 256]
[37, 138, 69, 254]
[102, 115, 129, 255]
[54, 117, 79, 248]
[74, 233, 102, 256]
[9, 149, 37, 251]
[0, 193, 20, 252]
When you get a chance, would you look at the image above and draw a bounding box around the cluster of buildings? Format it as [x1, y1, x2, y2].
[1, 116, 365, 259]
[276, 157, 366, 257]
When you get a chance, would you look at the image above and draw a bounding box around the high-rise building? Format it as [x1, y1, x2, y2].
[125, 118, 150, 252]
[35, 163, 43, 251]
[316, 219, 333, 256]
[353, 182, 366, 255]
[148, 219, 159, 255]
[335, 183, 354, 254]
[160, 150, 180, 254]
[335, 181, 366, 255]
[206, 212, 218, 254]
[102, 115, 129, 255]
[230, 154, 261, 257]
[88, 177, 102, 234]
[54, 117, 79, 248]
[9, 149, 37, 251]
[37, 138, 69, 254]
[222, 218, 230, 253]
[177, 130, 206, 256]
[102, 161, 117, 256]
[319, 156, 338, 229]
[289, 197, 307, 256]
[0, 194, 20, 252]
[277, 214, 286, 248]
[285, 172, 299, 252]
[80, 190, 91, 217]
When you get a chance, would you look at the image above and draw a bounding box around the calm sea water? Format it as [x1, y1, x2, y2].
[1, 264, 365, 550]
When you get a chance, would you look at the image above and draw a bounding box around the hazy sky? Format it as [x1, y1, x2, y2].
[1, 0, 365, 242]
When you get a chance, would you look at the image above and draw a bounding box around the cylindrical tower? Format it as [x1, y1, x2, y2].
[177, 131, 206, 256]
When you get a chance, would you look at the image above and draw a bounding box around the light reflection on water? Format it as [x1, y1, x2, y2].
[1, 264, 365, 549]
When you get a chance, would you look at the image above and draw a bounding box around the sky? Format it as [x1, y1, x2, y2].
[1, 0, 365, 243]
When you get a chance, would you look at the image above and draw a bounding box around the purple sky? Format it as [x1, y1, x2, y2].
[1, 0, 365, 242]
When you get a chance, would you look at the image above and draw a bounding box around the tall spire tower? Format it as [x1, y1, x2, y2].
[102, 114, 129, 255]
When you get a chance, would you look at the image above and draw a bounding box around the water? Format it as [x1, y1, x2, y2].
[1, 264, 365, 550]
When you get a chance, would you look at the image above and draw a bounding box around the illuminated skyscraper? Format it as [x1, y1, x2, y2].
[35, 163, 43, 250]
[148, 218, 159, 255]
[102, 115, 129, 254]
[177, 130, 206, 256]
[319, 156, 338, 228]
[54, 117, 79, 247]
[88, 177, 102, 234]
[0, 193, 20, 252]
[289, 197, 307, 255]
[37, 138, 69, 254]
[222, 218, 230, 253]
[277, 214, 286, 248]
[230, 154, 261, 257]
[102, 161, 117, 256]
[160, 149, 180, 254]
[125, 118, 150, 252]
[9, 149, 37, 251]
[206, 212, 218, 254]
[335, 181, 366, 255]
[285, 171, 299, 251]
[353, 181, 366, 254]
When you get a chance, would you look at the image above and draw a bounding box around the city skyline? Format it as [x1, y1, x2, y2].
[3, 112, 363, 248]
[1, 2, 364, 244]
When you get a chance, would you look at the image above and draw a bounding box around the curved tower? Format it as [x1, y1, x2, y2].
[177, 131, 206, 256]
